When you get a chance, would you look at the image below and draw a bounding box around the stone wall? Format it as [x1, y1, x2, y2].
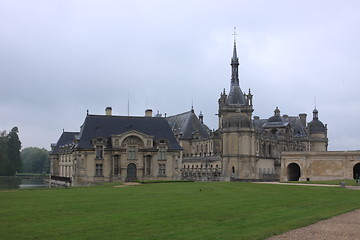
[280, 151, 360, 181]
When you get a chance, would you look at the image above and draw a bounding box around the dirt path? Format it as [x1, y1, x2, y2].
[267, 209, 360, 240]
[113, 182, 141, 187]
[255, 181, 360, 190]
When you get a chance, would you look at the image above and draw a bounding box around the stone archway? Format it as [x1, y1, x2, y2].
[287, 163, 301, 181]
[126, 163, 137, 182]
[353, 163, 360, 179]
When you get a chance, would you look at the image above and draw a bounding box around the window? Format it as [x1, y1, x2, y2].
[158, 147, 167, 160]
[158, 164, 166, 176]
[127, 146, 136, 160]
[146, 156, 151, 175]
[95, 145, 103, 159]
[95, 164, 103, 177]
[114, 155, 119, 175]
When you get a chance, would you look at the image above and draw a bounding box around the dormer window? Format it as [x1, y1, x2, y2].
[95, 145, 103, 159]
[91, 137, 107, 160]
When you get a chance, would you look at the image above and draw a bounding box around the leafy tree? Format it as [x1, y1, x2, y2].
[21, 147, 50, 173]
[7, 127, 22, 174]
[0, 131, 10, 176]
[0, 128, 22, 176]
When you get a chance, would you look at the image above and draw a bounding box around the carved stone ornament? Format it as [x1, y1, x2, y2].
[121, 136, 144, 147]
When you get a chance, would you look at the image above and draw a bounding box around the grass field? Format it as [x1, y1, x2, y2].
[1, 182, 360, 240]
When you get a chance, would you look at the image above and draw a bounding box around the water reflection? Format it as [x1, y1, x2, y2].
[0, 177, 49, 189]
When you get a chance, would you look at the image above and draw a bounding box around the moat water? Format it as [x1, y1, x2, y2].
[0, 177, 49, 189]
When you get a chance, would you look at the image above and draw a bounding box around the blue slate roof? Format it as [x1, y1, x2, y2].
[167, 110, 210, 140]
[51, 114, 182, 153]
[51, 131, 78, 154]
[74, 114, 182, 150]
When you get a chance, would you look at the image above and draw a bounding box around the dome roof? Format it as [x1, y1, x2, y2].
[268, 115, 282, 123]
[309, 108, 326, 134]
[263, 107, 288, 128]
[309, 119, 326, 134]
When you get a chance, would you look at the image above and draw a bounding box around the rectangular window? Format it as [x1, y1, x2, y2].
[158, 147, 167, 160]
[127, 146, 136, 160]
[158, 164, 166, 176]
[95, 145, 103, 159]
[114, 155, 119, 175]
[95, 164, 103, 177]
[146, 157, 151, 175]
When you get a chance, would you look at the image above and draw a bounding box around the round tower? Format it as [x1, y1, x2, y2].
[308, 108, 328, 151]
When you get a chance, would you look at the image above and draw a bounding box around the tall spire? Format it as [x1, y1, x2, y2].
[231, 27, 239, 86]
[227, 27, 245, 105]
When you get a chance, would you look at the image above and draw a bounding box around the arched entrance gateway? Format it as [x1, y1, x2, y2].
[126, 163, 137, 182]
[287, 163, 301, 181]
[353, 163, 360, 179]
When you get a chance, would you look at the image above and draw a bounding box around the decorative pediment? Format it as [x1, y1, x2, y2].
[111, 130, 154, 148]
[121, 136, 144, 147]
[91, 137, 107, 146]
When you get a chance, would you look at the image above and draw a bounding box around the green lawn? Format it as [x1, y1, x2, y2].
[1, 182, 360, 240]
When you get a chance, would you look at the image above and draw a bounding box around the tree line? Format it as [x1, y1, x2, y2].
[21, 147, 50, 174]
[0, 127, 50, 175]
[0, 127, 22, 175]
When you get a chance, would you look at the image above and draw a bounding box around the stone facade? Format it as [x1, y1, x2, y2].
[281, 151, 360, 181]
[51, 41, 359, 185]
[168, 41, 329, 182]
[50, 111, 182, 186]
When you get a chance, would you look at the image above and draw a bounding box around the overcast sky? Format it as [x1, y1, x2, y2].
[1, 0, 359, 151]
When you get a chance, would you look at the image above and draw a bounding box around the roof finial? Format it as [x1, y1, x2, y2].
[127, 93, 130, 117]
[232, 27, 237, 43]
[191, 97, 194, 113]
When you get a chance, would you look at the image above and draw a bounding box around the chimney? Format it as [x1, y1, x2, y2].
[145, 109, 153, 117]
[299, 113, 307, 127]
[105, 107, 112, 116]
[253, 116, 260, 120]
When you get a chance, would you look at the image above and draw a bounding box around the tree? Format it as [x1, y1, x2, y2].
[21, 147, 50, 174]
[0, 127, 22, 176]
[0, 131, 10, 176]
[7, 127, 22, 174]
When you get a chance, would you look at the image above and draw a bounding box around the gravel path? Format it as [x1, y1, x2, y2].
[267, 209, 360, 240]
[113, 182, 141, 187]
[259, 182, 360, 239]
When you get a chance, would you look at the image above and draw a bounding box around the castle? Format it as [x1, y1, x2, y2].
[167, 40, 328, 182]
[52, 40, 360, 187]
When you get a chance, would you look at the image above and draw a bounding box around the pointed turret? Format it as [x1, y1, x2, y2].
[227, 40, 246, 105]
[231, 40, 239, 85]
